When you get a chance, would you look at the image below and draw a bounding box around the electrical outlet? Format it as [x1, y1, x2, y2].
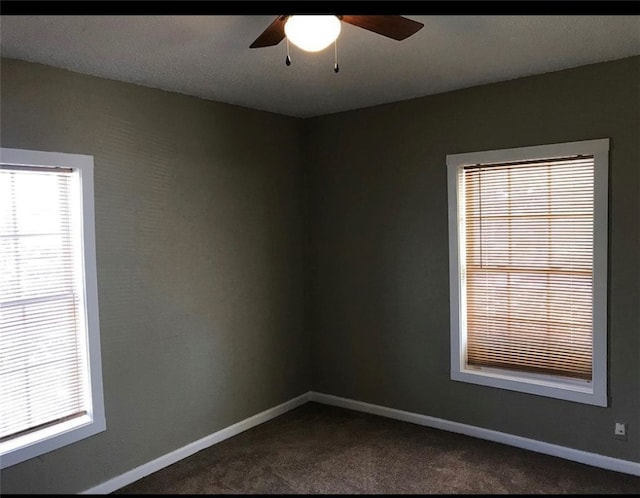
[614, 422, 627, 441]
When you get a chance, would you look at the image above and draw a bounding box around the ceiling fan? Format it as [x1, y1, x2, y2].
[249, 15, 424, 71]
[250, 15, 424, 49]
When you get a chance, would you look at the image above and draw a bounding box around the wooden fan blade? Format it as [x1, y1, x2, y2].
[250, 16, 288, 48]
[340, 15, 423, 41]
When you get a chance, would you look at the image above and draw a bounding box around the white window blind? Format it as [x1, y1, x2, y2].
[462, 156, 594, 380]
[0, 165, 88, 443]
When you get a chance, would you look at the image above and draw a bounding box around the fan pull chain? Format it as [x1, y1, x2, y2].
[285, 38, 291, 66]
[334, 39, 339, 73]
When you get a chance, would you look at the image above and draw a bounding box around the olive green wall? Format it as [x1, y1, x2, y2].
[304, 56, 639, 463]
[0, 58, 310, 493]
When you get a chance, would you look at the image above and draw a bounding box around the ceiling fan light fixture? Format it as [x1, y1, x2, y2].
[284, 15, 341, 52]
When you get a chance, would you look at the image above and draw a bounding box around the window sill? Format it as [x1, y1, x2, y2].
[452, 366, 607, 407]
[0, 414, 106, 469]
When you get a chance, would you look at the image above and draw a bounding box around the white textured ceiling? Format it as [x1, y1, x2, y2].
[1, 15, 639, 118]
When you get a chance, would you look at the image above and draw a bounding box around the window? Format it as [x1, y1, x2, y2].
[447, 139, 608, 406]
[0, 148, 105, 469]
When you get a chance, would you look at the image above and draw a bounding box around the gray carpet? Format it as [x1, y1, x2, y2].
[115, 402, 640, 494]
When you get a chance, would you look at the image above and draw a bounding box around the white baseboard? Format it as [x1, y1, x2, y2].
[81, 392, 311, 494]
[81, 389, 639, 494]
[309, 391, 640, 477]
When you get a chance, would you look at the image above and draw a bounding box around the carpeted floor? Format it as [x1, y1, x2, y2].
[115, 402, 640, 494]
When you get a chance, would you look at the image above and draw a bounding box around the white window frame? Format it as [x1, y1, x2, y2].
[446, 138, 609, 407]
[0, 147, 105, 469]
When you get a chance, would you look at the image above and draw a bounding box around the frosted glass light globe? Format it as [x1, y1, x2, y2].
[284, 15, 341, 52]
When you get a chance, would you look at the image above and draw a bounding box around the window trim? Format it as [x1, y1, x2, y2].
[0, 147, 106, 469]
[446, 138, 609, 407]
